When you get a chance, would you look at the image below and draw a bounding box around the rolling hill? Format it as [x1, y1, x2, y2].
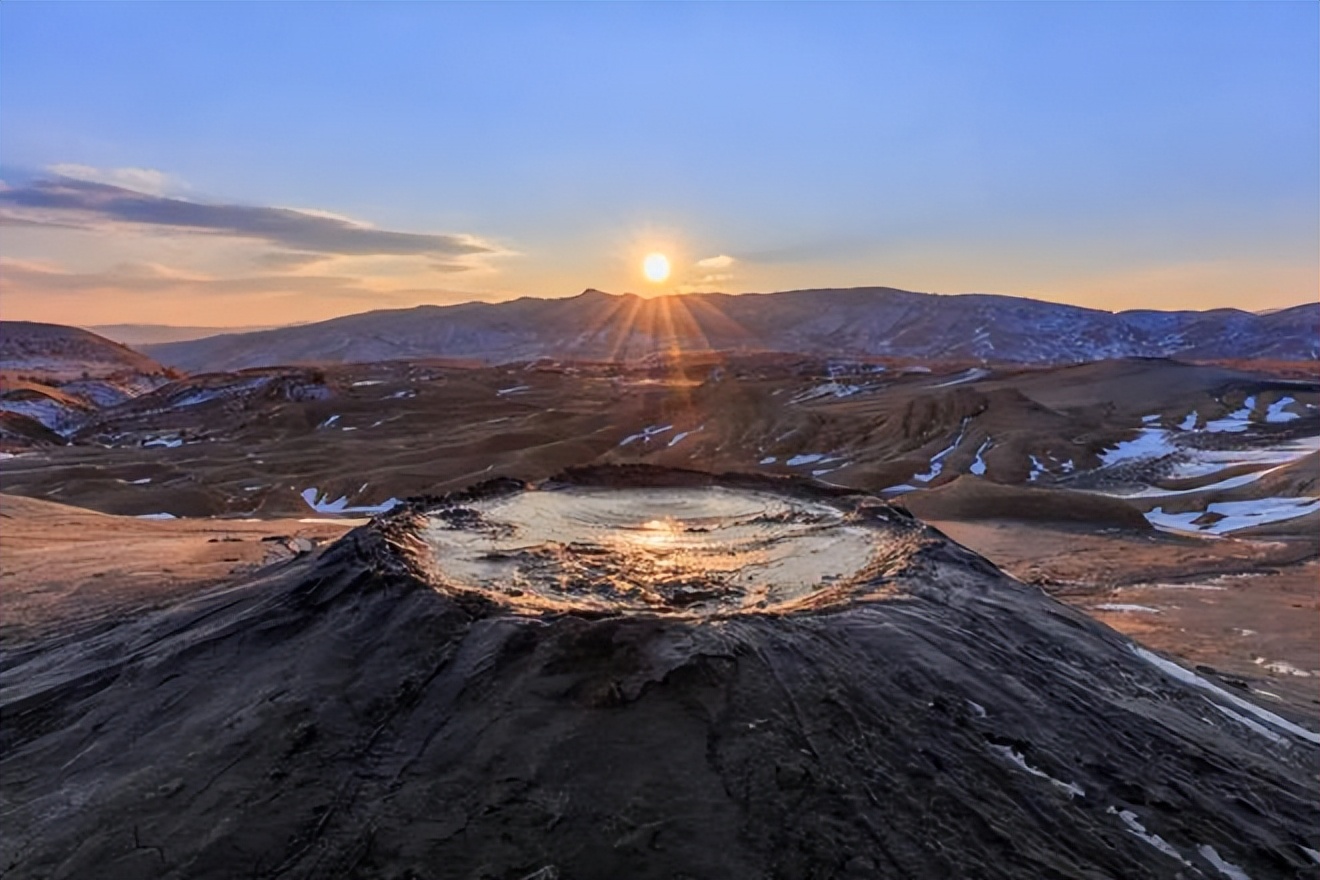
[0, 321, 171, 445]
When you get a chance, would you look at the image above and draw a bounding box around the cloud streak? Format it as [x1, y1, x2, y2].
[46, 164, 180, 196]
[695, 254, 735, 270]
[0, 176, 494, 259]
[0, 258, 367, 298]
[0, 257, 494, 326]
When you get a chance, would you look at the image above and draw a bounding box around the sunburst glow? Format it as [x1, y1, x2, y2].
[642, 252, 670, 283]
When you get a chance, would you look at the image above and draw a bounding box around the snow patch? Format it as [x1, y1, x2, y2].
[790, 381, 873, 403]
[497, 385, 531, 396]
[990, 744, 1085, 798]
[171, 389, 224, 408]
[1146, 497, 1320, 535]
[1123, 470, 1269, 499]
[1197, 844, 1251, 880]
[759, 456, 777, 465]
[1265, 397, 1299, 423]
[1107, 807, 1187, 863]
[1027, 455, 1046, 482]
[1254, 659, 1313, 677]
[136, 512, 177, 520]
[619, 424, 673, 447]
[300, 488, 401, 515]
[1166, 435, 1320, 479]
[1213, 705, 1284, 744]
[1094, 604, 1160, 614]
[0, 398, 84, 435]
[933, 367, 989, 388]
[1204, 397, 1256, 433]
[667, 425, 704, 447]
[913, 419, 969, 482]
[1132, 645, 1320, 745]
[1099, 428, 1177, 466]
[970, 439, 991, 476]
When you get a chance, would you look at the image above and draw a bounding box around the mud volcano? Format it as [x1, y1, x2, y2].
[2, 467, 1318, 879]
[417, 483, 904, 615]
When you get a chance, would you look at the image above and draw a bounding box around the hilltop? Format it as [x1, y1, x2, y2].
[0, 321, 172, 446]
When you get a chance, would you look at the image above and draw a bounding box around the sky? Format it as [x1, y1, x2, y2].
[1, 2, 1316, 328]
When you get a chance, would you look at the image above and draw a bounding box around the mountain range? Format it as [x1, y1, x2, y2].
[114, 287, 1320, 372]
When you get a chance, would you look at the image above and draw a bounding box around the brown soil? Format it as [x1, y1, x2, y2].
[0, 494, 352, 644]
[900, 476, 1151, 529]
[924, 518, 1319, 716]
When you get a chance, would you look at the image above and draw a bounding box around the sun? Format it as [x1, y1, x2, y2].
[642, 252, 670, 283]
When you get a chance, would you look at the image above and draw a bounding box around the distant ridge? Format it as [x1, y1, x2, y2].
[0, 321, 167, 380]
[139, 287, 1320, 372]
[87, 323, 291, 346]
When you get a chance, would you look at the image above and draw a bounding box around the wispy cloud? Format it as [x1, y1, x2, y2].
[0, 175, 496, 260]
[0, 257, 489, 325]
[675, 255, 739, 294]
[252, 251, 328, 271]
[46, 164, 181, 197]
[676, 273, 736, 295]
[695, 254, 735, 270]
[0, 258, 364, 297]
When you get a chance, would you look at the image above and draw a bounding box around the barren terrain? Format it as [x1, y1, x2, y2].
[3, 471, 1318, 879]
[1, 331, 1317, 878]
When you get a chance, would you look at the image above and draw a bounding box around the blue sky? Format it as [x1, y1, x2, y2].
[1, 2, 1315, 326]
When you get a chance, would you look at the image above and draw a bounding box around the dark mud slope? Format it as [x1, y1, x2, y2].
[2, 469, 1318, 880]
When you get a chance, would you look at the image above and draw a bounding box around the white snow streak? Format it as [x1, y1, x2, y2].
[1099, 429, 1177, 466]
[300, 488, 400, 515]
[1146, 497, 1320, 535]
[1131, 645, 1320, 745]
[1204, 397, 1256, 433]
[1107, 807, 1187, 863]
[619, 424, 673, 446]
[1197, 844, 1251, 880]
[990, 744, 1085, 798]
[970, 439, 991, 476]
[1265, 397, 1299, 423]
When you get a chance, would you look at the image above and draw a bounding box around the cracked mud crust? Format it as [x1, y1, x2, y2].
[411, 478, 919, 616]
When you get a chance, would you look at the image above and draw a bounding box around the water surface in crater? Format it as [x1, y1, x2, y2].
[419, 486, 888, 614]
